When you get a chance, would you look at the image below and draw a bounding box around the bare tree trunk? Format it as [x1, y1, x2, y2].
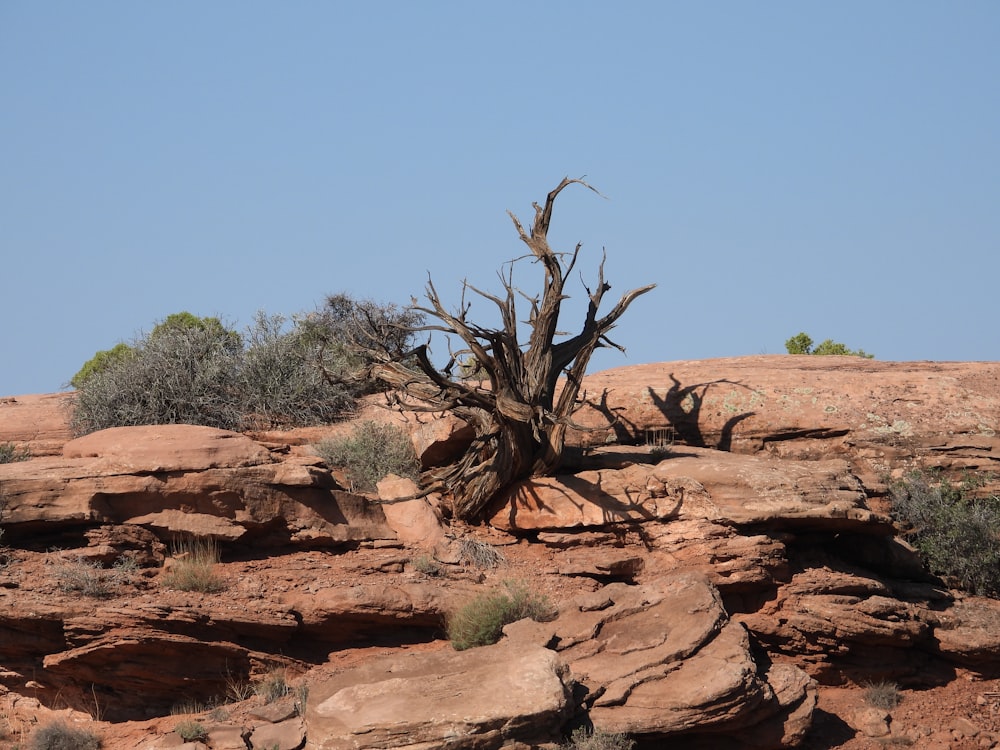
[365, 178, 655, 520]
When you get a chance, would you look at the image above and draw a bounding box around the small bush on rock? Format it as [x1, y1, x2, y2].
[315, 421, 419, 493]
[254, 668, 291, 703]
[890, 471, 1000, 596]
[447, 580, 555, 651]
[30, 721, 101, 750]
[863, 680, 902, 710]
[785, 332, 873, 358]
[55, 558, 115, 598]
[458, 538, 506, 570]
[562, 727, 636, 750]
[71, 314, 245, 434]
[411, 554, 443, 576]
[174, 719, 208, 742]
[0, 442, 30, 463]
[161, 537, 226, 593]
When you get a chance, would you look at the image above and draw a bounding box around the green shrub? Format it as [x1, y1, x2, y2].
[890, 472, 1000, 596]
[315, 421, 420, 493]
[70, 314, 245, 434]
[29, 721, 101, 750]
[785, 332, 873, 358]
[863, 680, 902, 710]
[561, 727, 636, 750]
[70, 297, 419, 436]
[70, 342, 136, 390]
[0, 442, 30, 463]
[174, 719, 207, 742]
[161, 537, 226, 593]
[447, 580, 555, 651]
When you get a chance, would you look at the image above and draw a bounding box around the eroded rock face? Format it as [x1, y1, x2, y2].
[737, 566, 939, 683]
[929, 598, 1000, 675]
[0, 424, 394, 547]
[2, 357, 999, 748]
[302, 573, 814, 750]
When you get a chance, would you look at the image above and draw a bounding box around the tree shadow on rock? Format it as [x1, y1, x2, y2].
[580, 375, 755, 452]
[646, 374, 756, 452]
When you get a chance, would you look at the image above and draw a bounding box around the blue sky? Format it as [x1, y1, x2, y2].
[2, 2, 998, 396]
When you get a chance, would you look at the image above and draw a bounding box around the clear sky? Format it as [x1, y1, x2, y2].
[2, 2, 998, 397]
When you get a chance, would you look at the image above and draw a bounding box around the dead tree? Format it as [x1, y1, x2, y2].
[367, 178, 656, 520]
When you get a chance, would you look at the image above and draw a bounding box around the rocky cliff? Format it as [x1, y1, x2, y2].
[1, 356, 998, 750]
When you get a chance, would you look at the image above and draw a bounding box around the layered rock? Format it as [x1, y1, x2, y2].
[0, 424, 394, 547]
[0, 392, 74, 456]
[2, 356, 1000, 749]
[569, 356, 1000, 495]
[303, 573, 815, 750]
[490, 446, 890, 533]
[547, 574, 816, 747]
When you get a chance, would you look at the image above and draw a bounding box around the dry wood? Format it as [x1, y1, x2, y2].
[366, 178, 655, 520]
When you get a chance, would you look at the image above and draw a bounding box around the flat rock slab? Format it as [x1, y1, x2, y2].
[571, 356, 1000, 450]
[490, 446, 890, 533]
[63, 424, 273, 471]
[305, 641, 572, 750]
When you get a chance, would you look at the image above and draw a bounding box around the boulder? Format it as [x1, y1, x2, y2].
[408, 414, 475, 468]
[304, 641, 573, 749]
[376, 475, 447, 549]
[929, 598, 1000, 676]
[549, 573, 816, 746]
[249, 717, 305, 750]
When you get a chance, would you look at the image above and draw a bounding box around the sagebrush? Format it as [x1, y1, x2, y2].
[70, 297, 418, 435]
[458, 538, 506, 569]
[174, 719, 207, 742]
[561, 727, 636, 750]
[890, 471, 1000, 596]
[447, 580, 555, 651]
[55, 558, 115, 598]
[315, 421, 420, 493]
[29, 721, 101, 750]
[254, 668, 291, 703]
[863, 680, 902, 710]
[0, 442, 30, 463]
